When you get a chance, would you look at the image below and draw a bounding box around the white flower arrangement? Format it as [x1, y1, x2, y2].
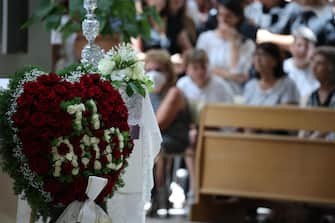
[50, 97, 130, 179]
[98, 43, 153, 97]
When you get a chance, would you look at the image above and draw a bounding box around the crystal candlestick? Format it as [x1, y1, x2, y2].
[81, 0, 103, 67]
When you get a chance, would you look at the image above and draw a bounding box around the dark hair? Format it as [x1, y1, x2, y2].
[161, 0, 186, 18]
[217, 0, 244, 19]
[254, 42, 286, 79]
[313, 46, 335, 81]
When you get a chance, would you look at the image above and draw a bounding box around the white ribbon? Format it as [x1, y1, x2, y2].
[55, 176, 112, 223]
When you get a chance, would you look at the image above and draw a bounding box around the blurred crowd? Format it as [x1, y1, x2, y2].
[136, 0, 335, 221]
[52, 0, 335, 221]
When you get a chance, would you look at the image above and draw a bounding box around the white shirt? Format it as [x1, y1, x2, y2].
[196, 30, 255, 94]
[196, 30, 255, 75]
[177, 75, 233, 122]
[284, 58, 319, 103]
[290, 5, 333, 36]
[245, 2, 301, 34]
[244, 76, 300, 106]
[177, 75, 233, 103]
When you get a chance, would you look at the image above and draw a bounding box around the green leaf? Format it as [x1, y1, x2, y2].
[99, 0, 114, 9]
[69, 0, 83, 12]
[60, 21, 81, 40]
[111, 80, 122, 89]
[44, 14, 62, 31]
[35, 4, 57, 20]
[126, 84, 134, 97]
[21, 16, 39, 29]
[144, 79, 154, 92]
[51, 139, 58, 147]
[133, 81, 146, 97]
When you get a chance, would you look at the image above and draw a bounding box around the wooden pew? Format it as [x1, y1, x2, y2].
[191, 104, 335, 222]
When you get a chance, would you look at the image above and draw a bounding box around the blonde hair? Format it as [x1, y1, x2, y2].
[184, 48, 208, 69]
[144, 49, 176, 87]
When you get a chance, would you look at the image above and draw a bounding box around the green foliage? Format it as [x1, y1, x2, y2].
[23, 0, 160, 41]
[57, 63, 97, 76]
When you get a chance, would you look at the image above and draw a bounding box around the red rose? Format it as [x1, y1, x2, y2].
[57, 189, 76, 205]
[123, 148, 133, 158]
[94, 129, 104, 138]
[100, 156, 108, 165]
[37, 73, 61, 85]
[23, 81, 41, 94]
[79, 163, 85, 172]
[12, 109, 30, 126]
[72, 176, 87, 201]
[112, 136, 119, 148]
[96, 173, 120, 203]
[54, 84, 67, 95]
[34, 100, 50, 112]
[57, 143, 70, 156]
[37, 86, 57, 103]
[29, 157, 49, 175]
[30, 112, 47, 127]
[123, 141, 134, 157]
[44, 179, 62, 194]
[71, 136, 83, 157]
[53, 113, 72, 130]
[17, 94, 33, 107]
[113, 149, 122, 160]
[86, 86, 102, 98]
[83, 110, 91, 118]
[98, 140, 108, 151]
[61, 161, 73, 175]
[90, 149, 96, 159]
[22, 142, 44, 157]
[73, 146, 83, 157]
[80, 75, 93, 84]
[18, 127, 35, 143]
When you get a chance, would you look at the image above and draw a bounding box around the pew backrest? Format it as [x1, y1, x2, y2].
[195, 104, 335, 205]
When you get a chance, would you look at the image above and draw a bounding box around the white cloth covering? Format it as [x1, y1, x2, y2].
[55, 176, 111, 223]
[107, 93, 162, 223]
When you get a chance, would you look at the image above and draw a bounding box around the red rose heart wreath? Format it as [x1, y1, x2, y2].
[4, 69, 134, 220]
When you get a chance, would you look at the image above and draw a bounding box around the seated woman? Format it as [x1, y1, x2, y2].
[244, 42, 300, 106]
[305, 46, 335, 140]
[144, 49, 191, 214]
[196, 0, 255, 95]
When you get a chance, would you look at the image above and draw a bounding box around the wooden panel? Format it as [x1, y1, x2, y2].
[201, 104, 335, 132]
[199, 133, 335, 205]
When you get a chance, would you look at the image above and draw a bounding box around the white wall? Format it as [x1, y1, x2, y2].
[0, 0, 51, 77]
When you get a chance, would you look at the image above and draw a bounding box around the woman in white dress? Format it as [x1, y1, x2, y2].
[196, 0, 255, 95]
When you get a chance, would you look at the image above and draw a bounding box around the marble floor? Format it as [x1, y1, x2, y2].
[146, 216, 199, 223]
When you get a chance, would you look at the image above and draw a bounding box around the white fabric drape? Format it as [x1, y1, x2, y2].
[107, 94, 162, 223]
